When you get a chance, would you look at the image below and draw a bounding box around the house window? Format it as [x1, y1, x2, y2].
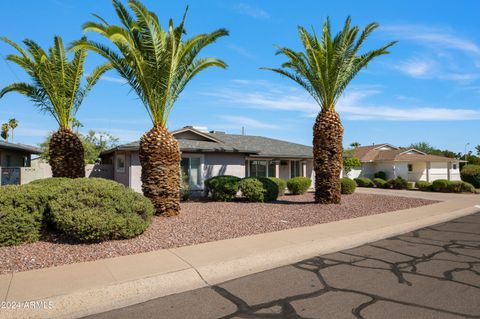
[181, 156, 202, 187]
[116, 154, 125, 173]
[291, 160, 302, 178]
[408, 164, 413, 172]
[453, 163, 457, 170]
[246, 160, 276, 177]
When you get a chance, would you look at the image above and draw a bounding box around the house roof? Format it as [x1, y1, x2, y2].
[101, 127, 313, 159]
[0, 141, 41, 154]
[351, 144, 463, 163]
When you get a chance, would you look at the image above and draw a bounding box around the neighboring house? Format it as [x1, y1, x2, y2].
[100, 126, 314, 193]
[0, 141, 42, 185]
[344, 143, 464, 182]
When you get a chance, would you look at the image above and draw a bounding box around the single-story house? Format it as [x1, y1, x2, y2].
[0, 141, 42, 185]
[344, 143, 464, 182]
[100, 126, 314, 193]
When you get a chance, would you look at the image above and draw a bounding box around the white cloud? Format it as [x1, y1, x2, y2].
[218, 115, 280, 129]
[100, 76, 127, 84]
[204, 80, 480, 121]
[395, 59, 432, 77]
[226, 43, 256, 59]
[234, 3, 270, 19]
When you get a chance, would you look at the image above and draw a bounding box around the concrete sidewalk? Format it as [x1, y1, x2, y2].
[1, 190, 479, 319]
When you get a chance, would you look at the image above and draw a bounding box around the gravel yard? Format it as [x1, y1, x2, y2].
[0, 193, 437, 274]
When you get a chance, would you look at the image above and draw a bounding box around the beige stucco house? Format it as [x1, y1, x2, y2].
[100, 126, 314, 193]
[0, 141, 42, 185]
[344, 143, 463, 182]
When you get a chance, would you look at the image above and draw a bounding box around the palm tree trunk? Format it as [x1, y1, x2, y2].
[49, 128, 85, 178]
[313, 109, 343, 204]
[139, 126, 181, 216]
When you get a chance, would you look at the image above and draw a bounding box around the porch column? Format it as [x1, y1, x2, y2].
[447, 162, 451, 181]
[426, 162, 430, 182]
[302, 160, 307, 177]
[274, 160, 280, 178]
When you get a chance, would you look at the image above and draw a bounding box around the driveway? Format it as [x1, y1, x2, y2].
[85, 212, 480, 319]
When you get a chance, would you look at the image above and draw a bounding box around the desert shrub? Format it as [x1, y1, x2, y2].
[374, 171, 387, 180]
[257, 177, 279, 201]
[287, 177, 311, 195]
[0, 185, 44, 246]
[269, 177, 287, 196]
[180, 172, 191, 201]
[460, 164, 480, 188]
[340, 178, 356, 194]
[239, 177, 265, 202]
[447, 181, 463, 193]
[460, 181, 476, 193]
[386, 177, 409, 189]
[354, 177, 374, 187]
[415, 181, 432, 191]
[432, 179, 449, 192]
[204, 175, 241, 201]
[47, 178, 154, 242]
[373, 178, 387, 188]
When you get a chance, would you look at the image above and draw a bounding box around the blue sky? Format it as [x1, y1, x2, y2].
[0, 0, 479, 153]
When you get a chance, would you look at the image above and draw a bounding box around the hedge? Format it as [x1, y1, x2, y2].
[204, 175, 241, 201]
[239, 177, 265, 202]
[460, 164, 480, 188]
[354, 177, 374, 187]
[47, 178, 154, 242]
[373, 178, 387, 188]
[269, 177, 287, 196]
[374, 171, 387, 180]
[287, 177, 311, 195]
[415, 181, 432, 191]
[340, 178, 356, 194]
[386, 177, 409, 190]
[432, 179, 449, 192]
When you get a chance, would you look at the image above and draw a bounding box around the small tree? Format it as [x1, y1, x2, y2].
[476, 145, 480, 156]
[349, 142, 361, 148]
[8, 118, 17, 142]
[1, 123, 9, 141]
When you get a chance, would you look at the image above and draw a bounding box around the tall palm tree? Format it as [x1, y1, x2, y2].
[8, 118, 17, 142]
[263, 18, 396, 204]
[0, 36, 110, 177]
[72, 0, 228, 216]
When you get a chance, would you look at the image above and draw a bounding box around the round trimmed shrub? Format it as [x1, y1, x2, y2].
[354, 177, 374, 187]
[47, 178, 154, 242]
[340, 178, 356, 194]
[447, 181, 463, 193]
[461, 164, 480, 188]
[287, 177, 311, 195]
[258, 177, 279, 201]
[0, 185, 44, 246]
[374, 171, 387, 180]
[204, 175, 240, 201]
[461, 181, 476, 193]
[385, 177, 409, 190]
[432, 179, 449, 192]
[239, 177, 265, 202]
[269, 177, 287, 196]
[373, 178, 387, 188]
[415, 181, 432, 191]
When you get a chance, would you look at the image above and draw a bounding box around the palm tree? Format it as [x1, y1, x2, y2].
[263, 18, 396, 204]
[349, 142, 361, 149]
[72, 0, 228, 215]
[70, 117, 83, 134]
[0, 36, 110, 177]
[8, 118, 17, 142]
[1, 123, 9, 141]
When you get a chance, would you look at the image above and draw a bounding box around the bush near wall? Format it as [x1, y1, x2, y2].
[287, 177, 311, 195]
[354, 177, 374, 187]
[460, 164, 480, 188]
[385, 177, 409, 190]
[239, 177, 266, 202]
[432, 179, 449, 192]
[415, 181, 432, 191]
[373, 178, 387, 188]
[204, 175, 241, 201]
[340, 178, 356, 194]
[374, 171, 387, 180]
[269, 177, 287, 196]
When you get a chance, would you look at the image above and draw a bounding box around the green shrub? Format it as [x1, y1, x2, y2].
[415, 181, 432, 191]
[460, 181, 476, 193]
[180, 172, 191, 201]
[374, 171, 387, 180]
[354, 177, 374, 187]
[373, 178, 387, 188]
[239, 178, 265, 202]
[204, 175, 241, 201]
[269, 177, 287, 196]
[287, 177, 311, 195]
[340, 178, 356, 194]
[447, 181, 463, 193]
[257, 177, 279, 201]
[47, 178, 154, 242]
[385, 177, 409, 190]
[0, 185, 44, 246]
[460, 164, 480, 188]
[432, 179, 449, 192]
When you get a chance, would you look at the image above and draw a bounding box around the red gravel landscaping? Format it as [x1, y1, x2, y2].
[0, 193, 437, 274]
